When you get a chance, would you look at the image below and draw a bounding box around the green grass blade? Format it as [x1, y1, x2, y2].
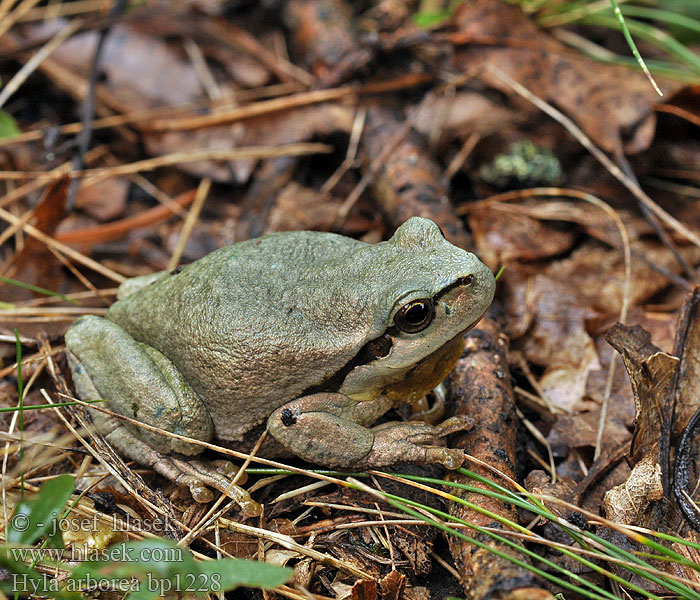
[1, 276, 77, 304]
[0, 399, 104, 413]
[582, 13, 700, 74]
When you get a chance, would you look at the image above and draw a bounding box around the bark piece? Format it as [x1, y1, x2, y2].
[361, 106, 472, 249]
[284, 0, 372, 86]
[446, 313, 548, 599]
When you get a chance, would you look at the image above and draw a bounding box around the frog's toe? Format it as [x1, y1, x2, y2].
[433, 447, 466, 469]
[352, 421, 467, 469]
[95, 414, 260, 515]
[435, 415, 475, 437]
[187, 481, 215, 503]
[209, 459, 246, 482]
[170, 457, 262, 517]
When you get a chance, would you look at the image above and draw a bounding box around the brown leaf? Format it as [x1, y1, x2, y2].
[265, 183, 343, 234]
[32, 22, 203, 109]
[452, 0, 678, 153]
[411, 90, 519, 146]
[603, 452, 664, 526]
[605, 324, 677, 465]
[553, 408, 630, 454]
[5, 177, 70, 302]
[507, 270, 600, 411]
[468, 203, 576, 269]
[74, 178, 128, 222]
[351, 579, 378, 600]
[379, 570, 405, 600]
[143, 104, 353, 182]
[605, 294, 700, 535]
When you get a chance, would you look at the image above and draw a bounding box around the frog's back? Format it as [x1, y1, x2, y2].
[107, 231, 374, 441]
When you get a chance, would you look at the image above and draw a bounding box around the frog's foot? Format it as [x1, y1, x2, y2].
[97, 413, 261, 516]
[355, 415, 473, 470]
[167, 456, 261, 516]
[409, 383, 447, 425]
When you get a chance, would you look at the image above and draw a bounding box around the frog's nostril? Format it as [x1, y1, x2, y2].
[461, 274, 473, 286]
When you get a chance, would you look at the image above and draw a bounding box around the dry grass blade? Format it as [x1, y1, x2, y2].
[18, 0, 111, 21]
[0, 0, 42, 39]
[0, 83, 305, 149]
[0, 18, 84, 108]
[216, 518, 372, 579]
[0, 143, 334, 181]
[0, 204, 125, 281]
[177, 428, 266, 548]
[147, 88, 353, 131]
[167, 178, 211, 272]
[61, 395, 351, 486]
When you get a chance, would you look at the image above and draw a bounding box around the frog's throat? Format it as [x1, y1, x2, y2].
[378, 334, 466, 405]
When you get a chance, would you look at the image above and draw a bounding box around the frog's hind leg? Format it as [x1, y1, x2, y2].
[65, 315, 261, 515]
[93, 411, 260, 515]
[65, 315, 214, 456]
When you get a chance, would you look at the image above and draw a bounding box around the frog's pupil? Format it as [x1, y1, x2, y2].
[406, 302, 428, 323]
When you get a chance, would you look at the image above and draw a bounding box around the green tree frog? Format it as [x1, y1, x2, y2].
[65, 217, 495, 513]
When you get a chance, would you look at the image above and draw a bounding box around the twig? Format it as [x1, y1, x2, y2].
[0, 0, 43, 39]
[0, 84, 304, 149]
[444, 132, 481, 180]
[18, 0, 111, 21]
[167, 178, 211, 271]
[56, 188, 196, 246]
[68, 0, 129, 209]
[183, 38, 221, 101]
[0, 204, 126, 282]
[147, 87, 354, 132]
[615, 150, 694, 279]
[321, 106, 366, 194]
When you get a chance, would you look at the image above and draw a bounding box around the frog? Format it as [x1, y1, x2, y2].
[65, 217, 495, 514]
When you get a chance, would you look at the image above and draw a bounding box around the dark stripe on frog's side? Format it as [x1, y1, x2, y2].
[434, 275, 473, 301]
[300, 332, 395, 397]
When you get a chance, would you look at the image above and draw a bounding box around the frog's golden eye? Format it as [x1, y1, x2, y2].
[394, 299, 435, 333]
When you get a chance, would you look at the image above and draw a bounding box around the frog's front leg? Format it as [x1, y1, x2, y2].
[268, 394, 472, 470]
[65, 316, 260, 515]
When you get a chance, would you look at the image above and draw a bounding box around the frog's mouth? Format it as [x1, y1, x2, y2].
[459, 303, 490, 335]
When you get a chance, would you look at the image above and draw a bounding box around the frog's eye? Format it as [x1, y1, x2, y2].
[394, 299, 435, 333]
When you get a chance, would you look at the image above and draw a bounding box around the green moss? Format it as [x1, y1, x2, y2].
[479, 140, 562, 189]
